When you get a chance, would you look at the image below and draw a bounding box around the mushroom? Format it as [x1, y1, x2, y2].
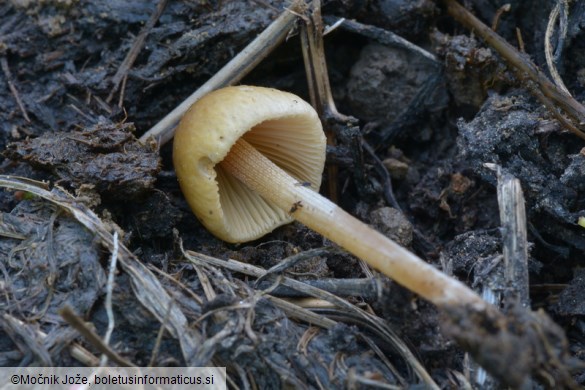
[174, 85, 487, 310]
[173, 86, 326, 243]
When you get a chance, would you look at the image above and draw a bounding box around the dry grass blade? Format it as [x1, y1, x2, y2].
[256, 277, 384, 300]
[183, 249, 439, 389]
[265, 295, 337, 329]
[2, 313, 100, 366]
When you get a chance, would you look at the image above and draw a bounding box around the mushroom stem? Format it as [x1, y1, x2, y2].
[221, 139, 487, 309]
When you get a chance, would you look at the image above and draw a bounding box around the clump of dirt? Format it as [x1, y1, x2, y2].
[457, 92, 585, 253]
[370, 206, 413, 246]
[431, 30, 511, 110]
[0, 199, 105, 365]
[5, 121, 160, 200]
[346, 43, 441, 122]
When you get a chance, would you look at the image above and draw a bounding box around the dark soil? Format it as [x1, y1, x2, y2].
[1, 0, 585, 388]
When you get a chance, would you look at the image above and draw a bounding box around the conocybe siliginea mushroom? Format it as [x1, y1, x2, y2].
[173, 85, 486, 309]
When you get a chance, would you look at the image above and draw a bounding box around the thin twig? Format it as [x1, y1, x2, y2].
[139, 0, 304, 145]
[148, 264, 205, 305]
[361, 140, 401, 211]
[59, 306, 136, 367]
[323, 17, 345, 35]
[1, 56, 31, 122]
[254, 247, 335, 286]
[491, 4, 511, 31]
[322, 16, 438, 64]
[362, 138, 435, 255]
[100, 231, 119, 366]
[545, 0, 570, 95]
[117, 75, 128, 108]
[515, 27, 526, 53]
[149, 299, 174, 367]
[107, 0, 169, 104]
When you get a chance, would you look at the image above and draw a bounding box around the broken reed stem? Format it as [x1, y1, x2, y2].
[139, 0, 304, 145]
[299, 1, 340, 202]
[1, 56, 31, 122]
[300, 0, 339, 118]
[220, 139, 488, 310]
[493, 165, 530, 307]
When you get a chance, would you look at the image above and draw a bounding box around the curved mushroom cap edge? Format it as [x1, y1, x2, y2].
[173, 85, 327, 243]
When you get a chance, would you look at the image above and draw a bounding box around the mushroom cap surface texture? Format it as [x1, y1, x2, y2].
[173, 85, 326, 243]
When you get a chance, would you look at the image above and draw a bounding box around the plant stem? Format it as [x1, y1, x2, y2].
[221, 139, 488, 309]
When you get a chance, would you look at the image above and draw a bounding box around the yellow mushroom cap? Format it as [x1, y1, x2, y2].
[173, 85, 327, 243]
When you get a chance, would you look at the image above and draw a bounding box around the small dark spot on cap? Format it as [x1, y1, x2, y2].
[209, 210, 213, 215]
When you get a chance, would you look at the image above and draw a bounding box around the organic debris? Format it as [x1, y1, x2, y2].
[0, 197, 105, 366]
[5, 121, 160, 200]
[0, 0, 584, 388]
